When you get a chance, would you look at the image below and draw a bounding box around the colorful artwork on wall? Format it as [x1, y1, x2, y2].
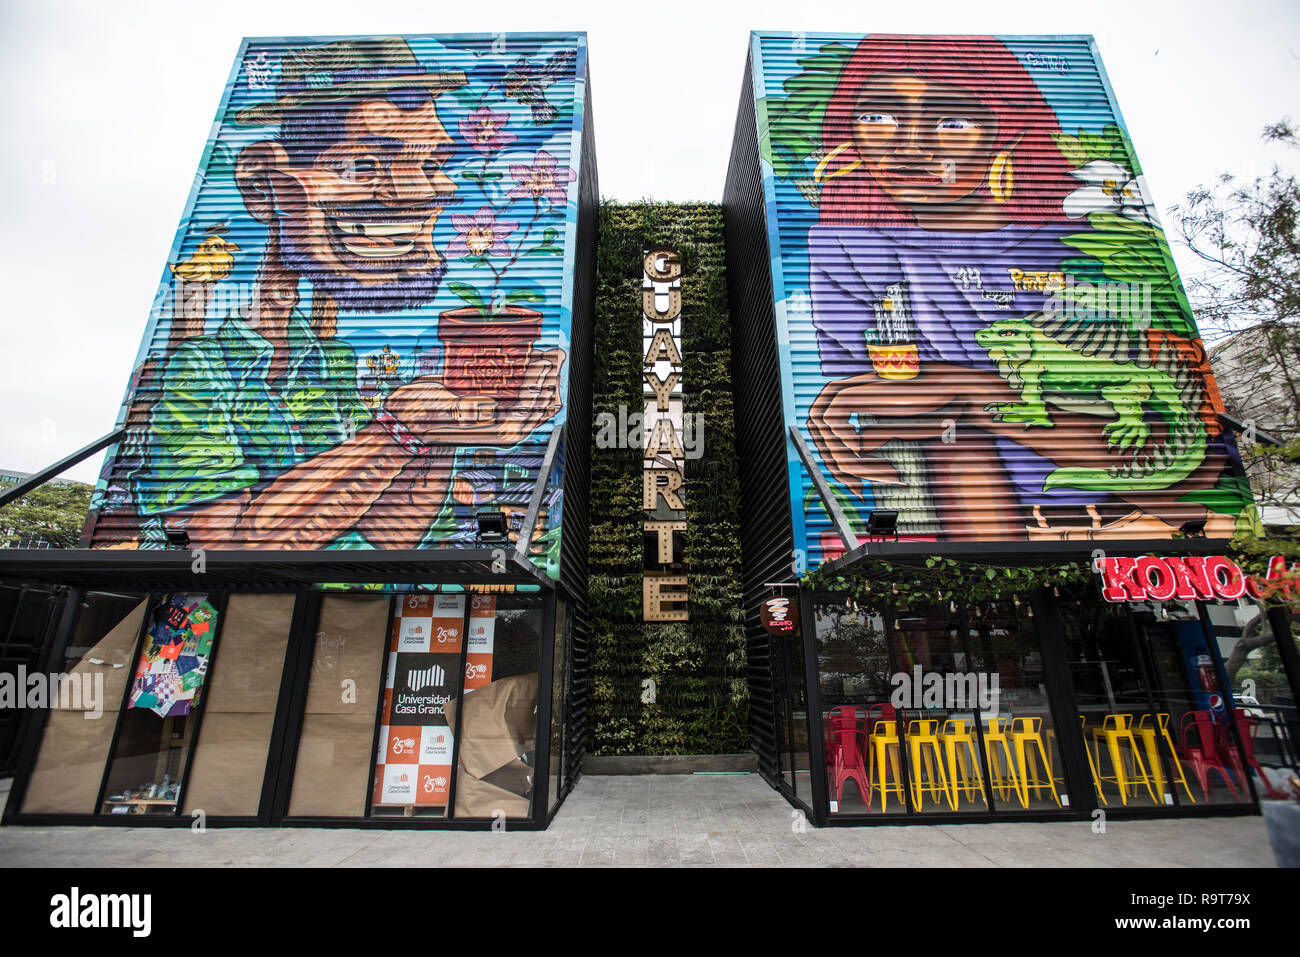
[87, 33, 589, 577]
[751, 33, 1256, 562]
[129, 593, 218, 717]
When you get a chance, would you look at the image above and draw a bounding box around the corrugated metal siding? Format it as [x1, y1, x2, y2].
[723, 50, 795, 789]
[85, 33, 593, 577]
[559, 75, 598, 793]
[747, 32, 1253, 566]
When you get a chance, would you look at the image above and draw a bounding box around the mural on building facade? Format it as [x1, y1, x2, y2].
[89, 34, 585, 574]
[756, 34, 1255, 558]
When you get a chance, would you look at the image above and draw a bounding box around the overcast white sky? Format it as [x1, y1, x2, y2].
[2, 0, 1298, 482]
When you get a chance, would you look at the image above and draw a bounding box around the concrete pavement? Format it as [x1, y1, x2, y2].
[0, 773, 1276, 867]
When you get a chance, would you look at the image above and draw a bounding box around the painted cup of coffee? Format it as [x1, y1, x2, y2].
[868, 342, 920, 380]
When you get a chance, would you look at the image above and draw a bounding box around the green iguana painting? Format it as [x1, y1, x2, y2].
[976, 312, 1207, 492]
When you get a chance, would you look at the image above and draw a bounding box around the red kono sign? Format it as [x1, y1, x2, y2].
[1096, 554, 1297, 603]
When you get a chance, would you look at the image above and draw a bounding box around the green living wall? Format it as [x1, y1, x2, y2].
[587, 201, 748, 754]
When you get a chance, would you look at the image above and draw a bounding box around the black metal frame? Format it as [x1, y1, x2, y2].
[3, 569, 570, 831]
[0, 583, 65, 774]
[795, 541, 1282, 827]
[88, 591, 233, 819]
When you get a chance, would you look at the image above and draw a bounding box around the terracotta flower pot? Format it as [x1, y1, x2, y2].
[438, 306, 543, 402]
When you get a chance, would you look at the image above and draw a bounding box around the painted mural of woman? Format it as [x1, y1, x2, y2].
[803, 35, 1230, 542]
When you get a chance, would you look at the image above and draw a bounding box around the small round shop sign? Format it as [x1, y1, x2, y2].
[762, 596, 797, 635]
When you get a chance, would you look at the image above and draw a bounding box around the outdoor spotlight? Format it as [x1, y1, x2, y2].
[865, 509, 899, 541]
[475, 510, 509, 545]
[1179, 519, 1207, 538]
[162, 523, 190, 549]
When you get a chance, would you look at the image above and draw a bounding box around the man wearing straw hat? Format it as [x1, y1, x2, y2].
[131, 37, 564, 549]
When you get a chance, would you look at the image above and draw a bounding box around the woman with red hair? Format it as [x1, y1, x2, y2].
[805, 36, 1110, 539]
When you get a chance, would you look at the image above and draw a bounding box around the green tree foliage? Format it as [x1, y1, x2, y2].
[0, 480, 92, 548]
[1174, 122, 1300, 589]
[1176, 120, 1300, 336]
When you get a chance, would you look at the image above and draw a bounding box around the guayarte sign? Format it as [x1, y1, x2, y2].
[1096, 554, 1299, 602]
[641, 248, 689, 622]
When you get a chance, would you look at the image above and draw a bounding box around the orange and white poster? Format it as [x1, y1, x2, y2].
[464, 594, 496, 691]
[374, 594, 464, 809]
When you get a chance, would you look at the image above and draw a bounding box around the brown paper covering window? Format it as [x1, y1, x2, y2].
[287, 595, 389, 818]
[21, 598, 149, 815]
[182, 594, 295, 817]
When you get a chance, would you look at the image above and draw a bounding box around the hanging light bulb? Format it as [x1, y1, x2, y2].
[1013, 594, 1021, 607]
[1053, 586, 1060, 597]
[949, 601, 957, 614]
[1027, 605, 1035, 618]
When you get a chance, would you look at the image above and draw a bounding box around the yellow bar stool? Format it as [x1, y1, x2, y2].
[906, 719, 950, 810]
[1136, 713, 1195, 804]
[1009, 717, 1062, 807]
[869, 718, 904, 812]
[939, 717, 987, 810]
[1080, 715, 1107, 806]
[983, 716, 1020, 804]
[1092, 714, 1158, 805]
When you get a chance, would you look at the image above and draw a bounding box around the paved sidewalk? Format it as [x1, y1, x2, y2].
[0, 773, 1275, 867]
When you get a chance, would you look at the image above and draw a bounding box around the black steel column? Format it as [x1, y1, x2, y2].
[264, 590, 322, 823]
[1030, 586, 1095, 817]
[799, 585, 829, 826]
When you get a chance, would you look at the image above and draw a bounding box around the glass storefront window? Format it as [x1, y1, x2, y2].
[449, 593, 543, 819]
[288, 594, 390, 818]
[100, 593, 222, 816]
[371, 593, 466, 817]
[815, 599, 906, 816]
[778, 603, 812, 802]
[817, 590, 1070, 818]
[1208, 599, 1297, 793]
[966, 599, 1065, 813]
[182, 594, 295, 817]
[22, 592, 149, 815]
[548, 597, 569, 813]
[1058, 586, 1241, 809]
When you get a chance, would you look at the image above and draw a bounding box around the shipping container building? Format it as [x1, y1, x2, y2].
[2, 32, 598, 829]
[725, 32, 1298, 824]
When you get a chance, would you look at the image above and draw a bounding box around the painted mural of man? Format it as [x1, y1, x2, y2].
[130, 37, 564, 548]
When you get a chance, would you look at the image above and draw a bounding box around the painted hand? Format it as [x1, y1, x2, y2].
[386, 347, 566, 447]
